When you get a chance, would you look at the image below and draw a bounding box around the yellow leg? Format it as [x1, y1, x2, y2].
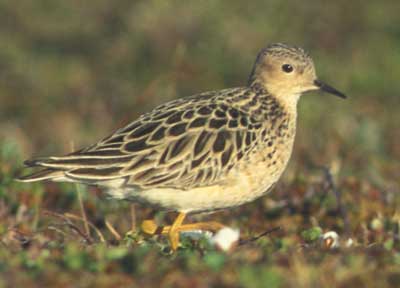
[176, 221, 225, 233]
[168, 212, 186, 251]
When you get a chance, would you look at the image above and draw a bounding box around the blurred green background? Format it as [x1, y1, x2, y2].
[1, 0, 399, 182]
[1, 1, 399, 287]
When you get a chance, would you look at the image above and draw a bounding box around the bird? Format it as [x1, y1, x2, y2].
[17, 43, 346, 250]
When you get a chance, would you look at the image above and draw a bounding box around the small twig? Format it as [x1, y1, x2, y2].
[75, 183, 90, 237]
[44, 211, 93, 244]
[65, 222, 94, 244]
[105, 219, 122, 241]
[0, 239, 8, 248]
[321, 166, 351, 236]
[44, 210, 105, 243]
[47, 225, 68, 237]
[64, 212, 106, 243]
[130, 204, 137, 232]
[238, 226, 281, 246]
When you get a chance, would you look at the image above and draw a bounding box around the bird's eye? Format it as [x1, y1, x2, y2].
[282, 64, 294, 73]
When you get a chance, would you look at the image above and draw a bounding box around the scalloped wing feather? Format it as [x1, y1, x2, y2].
[18, 87, 269, 190]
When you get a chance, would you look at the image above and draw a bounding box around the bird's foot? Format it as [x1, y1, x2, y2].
[141, 213, 225, 251]
[141, 219, 163, 235]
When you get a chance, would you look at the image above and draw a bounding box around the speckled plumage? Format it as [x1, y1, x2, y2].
[18, 43, 346, 215]
[20, 85, 293, 212]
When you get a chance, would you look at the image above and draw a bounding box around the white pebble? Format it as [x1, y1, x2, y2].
[210, 227, 240, 251]
[345, 238, 354, 248]
[321, 231, 340, 249]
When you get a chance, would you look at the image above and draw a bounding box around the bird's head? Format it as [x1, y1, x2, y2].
[248, 43, 346, 103]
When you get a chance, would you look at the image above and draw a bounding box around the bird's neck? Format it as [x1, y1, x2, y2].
[276, 93, 300, 116]
[249, 82, 299, 118]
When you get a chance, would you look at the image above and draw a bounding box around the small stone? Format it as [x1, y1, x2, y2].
[210, 227, 240, 252]
[321, 231, 340, 249]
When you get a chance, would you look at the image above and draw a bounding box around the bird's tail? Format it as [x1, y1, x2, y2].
[16, 153, 131, 183]
[16, 168, 65, 182]
[16, 157, 71, 182]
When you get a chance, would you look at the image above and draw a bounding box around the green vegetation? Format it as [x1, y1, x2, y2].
[1, 1, 399, 287]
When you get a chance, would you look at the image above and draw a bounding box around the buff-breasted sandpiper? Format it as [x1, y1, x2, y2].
[18, 43, 346, 250]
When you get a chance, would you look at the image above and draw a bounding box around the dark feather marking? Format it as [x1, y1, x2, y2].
[105, 135, 125, 144]
[127, 156, 151, 171]
[168, 161, 183, 171]
[118, 121, 142, 134]
[209, 119, 227, 129]
[236, 132, 243, 150]
[250, 117, 259, 124]
[228, 108, 240, 118]
[261, 129, 267, 139]
[191, 152, 209, 169]
[213, 131, 229, 153]
[204, 168, 214, 182]
[214, 110, 226, 118]
[159, 146, 170, 164]
[79, 149, 125, 157]
[198, 106, 212, 115]
[146, 172, 180, 186]
[248, 98, 257, 106]
[128, 122, 159, 139]
[221, 145, 233, 167]
[70, 167, 122, 177]
[17, 168, 59, 181]
[189, 117, 207, 128]
[183, 110, 195, 119]
[245, 132, 252, 146]
[45, 156, 132, 167]
[220, 104, 228, 111]
[253, 123, 262, 129]
[240, 117, 248, 126]
[169, 123, 187, 136]
[194, 170, 204, 182]
[229, 120, 238, 128]
[170, 137, 189, 158]
[24, 158, 43, 167]
[194, 131, 211, 156]
[124, 138, 154, 152]
[151, 126, 166, 141]
[166, 112, 183, 124]
[133, 168, 157, 181]
[152, 110, 175, 121]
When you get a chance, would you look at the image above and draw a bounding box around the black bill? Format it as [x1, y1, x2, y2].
[314, 79, 347, 99]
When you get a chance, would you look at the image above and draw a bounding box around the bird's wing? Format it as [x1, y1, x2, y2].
[20, 87, 264, 190]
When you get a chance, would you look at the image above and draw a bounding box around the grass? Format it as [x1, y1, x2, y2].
[1, 139, 399, 287]
[1, 1, 399, 287]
